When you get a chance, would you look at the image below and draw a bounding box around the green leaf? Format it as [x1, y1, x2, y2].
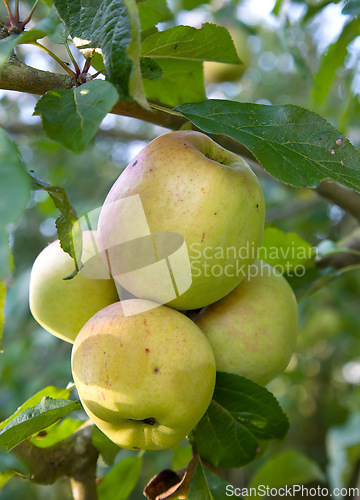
[34, 79, 119, 154]
[0, 398, 81, 451]
[143, 59, 205, 107]
[53, 0, 110, 47]
[48, 20, 68, 45]
[181, 0, 208, 9]
[188, 459, 230, 500]
[313, 19, 360, 105]
[272, 0, 284, 15]
[41, 0, 54, 6]
[175, 99, 360, 193]
[138, 0, 173, 31]
[30, 418, 83, 448]
[0, 233, 12, 282]
[97, 456, 143, 500]
[258, 225, 315, 270]
[141, 23, 239, 105]
[140, 56, 162, 80]
[141, 23, 240, 63]
[53, 0, 148, 108]
[0, 128, 29, 282]
[89, 51, 105, 72]
[0, 128, 31, 231]
[0, 447, 27, 474]
[29, 171, 80, 260]
[0, 10, 60, 69]
[17, 9, 60, 44]
[342, 0, 360, 14]
[172, 445, 193, 470]
[0, 471, 14, 490]
[105, 0, 148, 108]
[249, 450, 325, 496]
[189, 372, 289, 468]
[0, 385, 73, 431]
[0, 35, 19, 69]
[0, 448, 27, 489]
[92, 426, 121, 466]
[0, 281, 5, 351]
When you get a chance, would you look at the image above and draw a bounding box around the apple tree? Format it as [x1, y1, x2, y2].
[1, 0, 360, 499]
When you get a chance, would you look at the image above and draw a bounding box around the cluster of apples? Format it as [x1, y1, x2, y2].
[29, 131, 298, 451]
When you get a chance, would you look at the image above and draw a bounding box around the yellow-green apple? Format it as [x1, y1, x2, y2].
[97, 130, 265, 310]
[204, 25, 251, 85]
[71, 299, 216, 450]
[195, 260, 298, 385]
[29, 230, 119, 343]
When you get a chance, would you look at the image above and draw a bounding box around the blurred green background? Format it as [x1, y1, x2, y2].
[1, 0, 360, 498]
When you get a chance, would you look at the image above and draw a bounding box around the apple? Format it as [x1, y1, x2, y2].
[29, 230, 119, 343]
[97, 130, 265, 310]
[204, 25, 251, 85]
[195, 260, 299, 385]
[71, 299, 216, 450]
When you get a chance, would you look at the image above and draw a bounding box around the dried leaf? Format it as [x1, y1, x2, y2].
[143, 456, 198, 500]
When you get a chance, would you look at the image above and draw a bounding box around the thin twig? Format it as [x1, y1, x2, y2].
[92, 68, 104, 78]
[64, 38, 81, 75]
[82, 56, 92, 74]
[14, 0, 19, 22]
[21, 0, 40, 26]
[29, 42, 77, 78]
[3, 0, 15, 25]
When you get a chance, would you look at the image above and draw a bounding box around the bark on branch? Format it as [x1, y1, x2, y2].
[0, 58, 75, 94]
[316, 180, 360, 224]
[0, 59, 187, 129]
[319, 227, 360, 269]
[12, 424, 99, 500]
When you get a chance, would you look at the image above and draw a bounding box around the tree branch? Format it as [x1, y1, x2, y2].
[316, 180, 360, 224]
[2, 59, 360, 224]
[0, 59, 187, 129]
[319, 227, 360, 269]
[12, 424, 99, 500]
[0, 58, 75, 94]
[70, 475, 98, 500]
